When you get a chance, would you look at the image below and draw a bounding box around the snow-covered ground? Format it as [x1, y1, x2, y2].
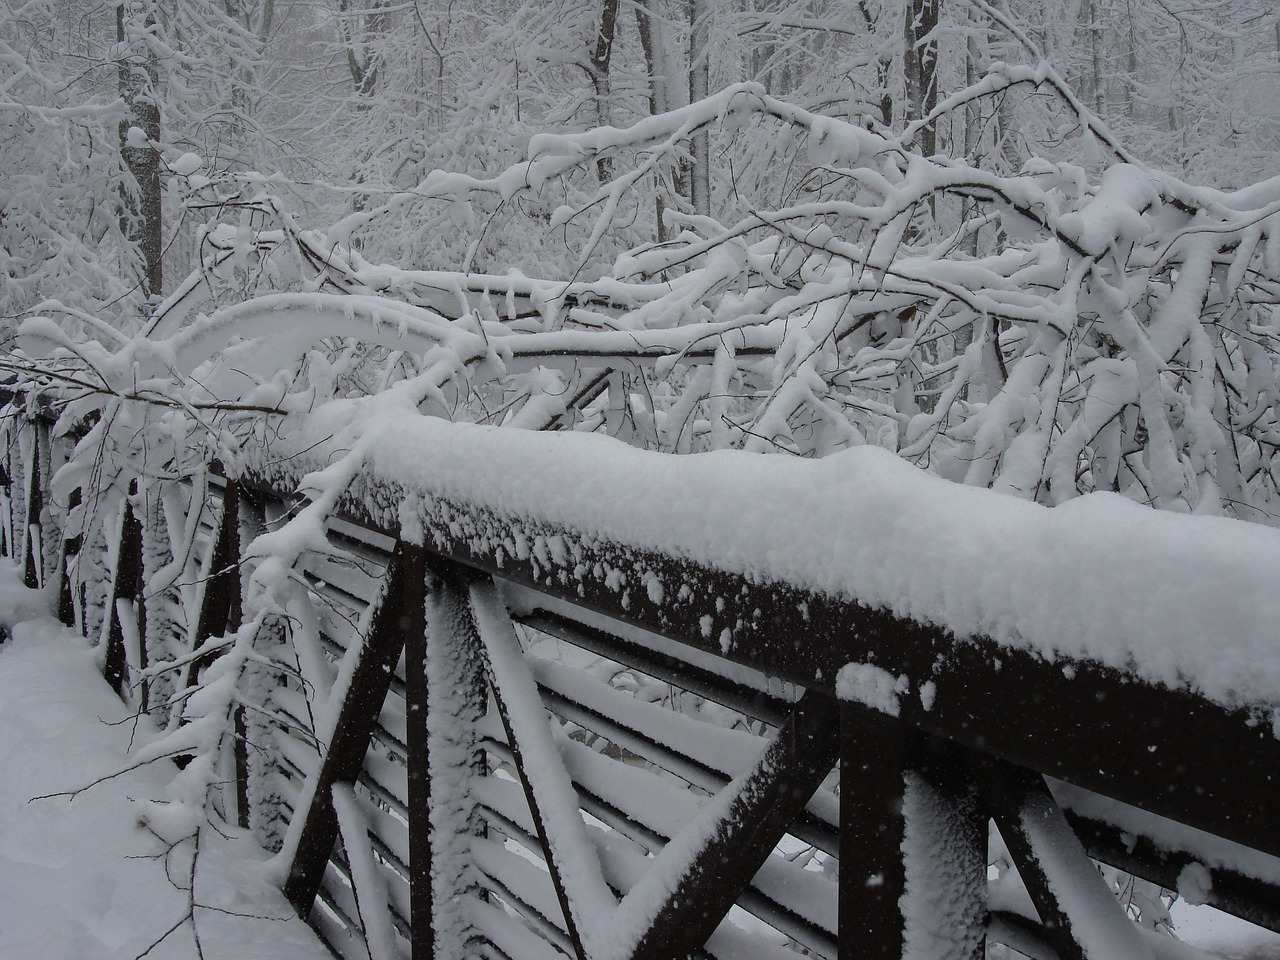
[1, 561, 1278, 960]
[0, 569, 327, 960]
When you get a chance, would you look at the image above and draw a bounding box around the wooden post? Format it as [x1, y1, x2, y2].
[23, 424, 42, 589]
[900, 737, 987, 960]
[839, 703, 908, 960]
[103, 489, 144, 701]
[416, 557, 488, 960]
[57, 488, 83, 628]
[35, 419, 55, 583]
[231, 487, 274, 839]
[190, 476, 243, 675]
[0, 462, 11, 562]
[0, 430, 12, 560]
[403, 544, 431, 958]
[173, 476, 244, 776]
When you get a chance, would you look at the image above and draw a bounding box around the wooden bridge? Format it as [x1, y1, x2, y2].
[2, 392, 1279, 960]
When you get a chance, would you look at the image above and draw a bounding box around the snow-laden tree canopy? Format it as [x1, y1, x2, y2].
[11, 79, 1280, 528]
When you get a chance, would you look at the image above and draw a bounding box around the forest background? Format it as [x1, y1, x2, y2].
[4, 0, 1280, 519]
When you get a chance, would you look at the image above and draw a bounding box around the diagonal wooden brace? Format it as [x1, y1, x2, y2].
[974, 755, 1154, 960]
[190, 475, 243, 675]
[625, 689, 841, 960]
[283, 543, 412, 915]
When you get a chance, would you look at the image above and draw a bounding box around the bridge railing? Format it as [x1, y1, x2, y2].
[2, 392, 1279, 960]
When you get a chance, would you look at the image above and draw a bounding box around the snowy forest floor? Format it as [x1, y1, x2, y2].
[0, 561, 1277, 960]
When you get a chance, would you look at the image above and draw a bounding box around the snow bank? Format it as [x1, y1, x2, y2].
[276, 410, 1280, 712]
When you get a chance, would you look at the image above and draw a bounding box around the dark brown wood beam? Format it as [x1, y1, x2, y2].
[103, 492, 144, 701]
[283, 544, 410, 914]
[627, 690, 840, 960]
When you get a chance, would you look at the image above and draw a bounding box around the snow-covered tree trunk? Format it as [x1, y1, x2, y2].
[117, 2, 163, 299]
[903, 0, 939, 156]
[689, 0, 712, 217]
[591, 0, 620, 182]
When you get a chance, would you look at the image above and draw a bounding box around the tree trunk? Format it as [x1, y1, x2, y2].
[636, 0, 672, 242]
[903, 0, 939, 156]
[689, 0, 711, 217]
[636, 0, 669, 116]
[1123, 0, 1139, 120]
[964, 4, 983, 256]
[988, 0, 1021, 174]
[339, 0, 390, 100]
[857, 1, 894, 127]
[117, 2, 162, 299]
[591, 0, 620, 182]
[1076, 0, 1104, 115]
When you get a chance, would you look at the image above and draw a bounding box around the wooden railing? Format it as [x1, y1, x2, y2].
[2, 395, 1279, 960]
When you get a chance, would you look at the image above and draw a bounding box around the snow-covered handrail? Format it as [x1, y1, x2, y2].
[253, 413, 1280, 711]
[242, 408, 1280, 861]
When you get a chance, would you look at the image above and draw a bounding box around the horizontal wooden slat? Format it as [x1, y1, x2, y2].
[313, 859, 369, 960]
[470, 898, 570, 960]
[532, 655, 768, 782]
[473, 837, 572, 949]
[1061, 801, 1280, 933]
[512, 605, 792, 726]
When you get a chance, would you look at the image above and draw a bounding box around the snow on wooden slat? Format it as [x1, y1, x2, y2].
[357, 757, 409, 820]
[314, 855, 370, 960]
[301, 554, 384, 617]
[472, 837, 573, 946]
[372, 695, 409, 751]
[323, 838, 414, 946]
[531, 656, 767, 780]
[275, 730, 323, 785]
[332, 782, 401, 960]
[530, 647, 839, 853]
[469, 898, 571, 960]
[575, 767, 837, 956]
[478, 683, 837, 955]
[553, 734, 838, 948]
